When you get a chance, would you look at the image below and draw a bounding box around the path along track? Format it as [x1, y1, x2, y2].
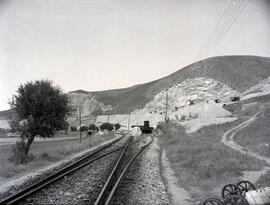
[0, 133, 152, 205]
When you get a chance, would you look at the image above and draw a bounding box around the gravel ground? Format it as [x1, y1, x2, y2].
[2, 134, 170, 204]
[0, 135, 125, 202]
[111, 135, 170, 205]
[16, 135, 130, 204]
[19, 151, 121, 205]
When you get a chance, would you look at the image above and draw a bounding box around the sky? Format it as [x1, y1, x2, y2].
[0, 0, 270, 111]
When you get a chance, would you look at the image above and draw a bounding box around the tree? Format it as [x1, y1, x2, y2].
[70, 126, 77, 132]
[79, 125, 88, 132]
[114, 123, 121, 131]
[9, 80, 70, 163]
[88, 124, 99, 132]
[100, 122, 114, 132]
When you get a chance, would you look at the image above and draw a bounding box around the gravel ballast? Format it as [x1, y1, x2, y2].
[111, 135, 170, 205]
[20, 152, 121, 204]
[0, 135, 124, 201]
[1, 134, 170, 204]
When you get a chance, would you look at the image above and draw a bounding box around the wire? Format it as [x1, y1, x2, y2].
[196, 0, 234, 60]
[243, 0, 261, 24]
[210, 0, 250, 54]
[117, 114, 129, 125]
[196, 0, 250, 60]
[213, 0, 257, 55]
[206, 0, 245, 56]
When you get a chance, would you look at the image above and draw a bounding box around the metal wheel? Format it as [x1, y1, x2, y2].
[222, 184, 242, 199]
[236, 180, 255, 194]
[223, 195, 249, 205]
[201, 198, 224, 205]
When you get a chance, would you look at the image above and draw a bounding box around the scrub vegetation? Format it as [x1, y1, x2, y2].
[234, 105, 270, 157]
[158, 121, 264, 201]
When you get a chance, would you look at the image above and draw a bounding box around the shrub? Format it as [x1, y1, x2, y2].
[156, 123, 162, 131]
[88, 124, 99, 132]
[40, 152, 50, 158]
[70, 126, 77, 132]
[114, 123, 121, 131]
[180, 115, 186, 121]
[100, 123, 114, 132]
[80, 125, 88, 132]
[8, 140, 27, 165]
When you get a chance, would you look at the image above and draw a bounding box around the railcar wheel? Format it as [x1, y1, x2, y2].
[236, 180, 255, 194]
[201, 198, 224, 205]
[223, 195, 249, 205]
[222, 184, 242, 199]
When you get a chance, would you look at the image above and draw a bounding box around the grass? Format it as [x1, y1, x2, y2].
[0, 132, 115, 181]
[159, 121, 264, 201]
[257, 169, 270, 187]
[0, 128, 7, 138]
[234, 106, 270, 157]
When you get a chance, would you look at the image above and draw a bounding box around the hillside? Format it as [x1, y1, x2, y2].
[68, 55, 270, 116]
[1, 55, 270, 126]
[129, 76, 239, 128]
[0, 110, 15, 130]
[0, 109, 15, 120]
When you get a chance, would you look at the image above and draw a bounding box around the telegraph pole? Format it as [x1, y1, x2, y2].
[79, 107, 82, 143]
[165, 91, 168, 122]
[127, 113, 131, 133]
[107, 113, 110, 123]
[107, 107, 115, 123]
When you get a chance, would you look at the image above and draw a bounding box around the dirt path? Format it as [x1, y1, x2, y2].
[221, 111, 270, 164]
[161, 150, 193, 205]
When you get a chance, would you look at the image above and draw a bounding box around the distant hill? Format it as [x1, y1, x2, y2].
[0, 109, 14, 129]
[1, 55, 270, 123]
[0, 109, 15, 120]
[68, 55, 270, 115]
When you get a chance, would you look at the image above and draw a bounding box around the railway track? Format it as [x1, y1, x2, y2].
[94, 135, 153, 205]
[0, 133, 153, 205]
[0, 134, 127, 204]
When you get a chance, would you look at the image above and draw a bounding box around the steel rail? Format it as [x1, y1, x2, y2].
[94, 135, 133, 205]
[104, 136, 153, 205]
[0, 134, 126, 205]
[94, 135, 153, 205]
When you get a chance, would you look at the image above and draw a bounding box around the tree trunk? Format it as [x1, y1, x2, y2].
[21, 135, 35, 163]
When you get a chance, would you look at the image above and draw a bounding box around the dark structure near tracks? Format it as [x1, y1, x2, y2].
[131, 121, 153, 134]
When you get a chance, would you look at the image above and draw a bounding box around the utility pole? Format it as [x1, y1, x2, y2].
[165, 91, 168, 122]
[127, 113, 131, 133]
[107, 113, 109, 123]
[78, 107, 82, 143]
[106, 107, 115, 123]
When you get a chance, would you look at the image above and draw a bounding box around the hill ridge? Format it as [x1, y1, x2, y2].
[69, 55, 270, 95]
[1, 55, 270, 122]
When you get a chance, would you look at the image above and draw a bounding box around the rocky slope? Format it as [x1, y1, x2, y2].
[129, 76, 238, 128]
[68, 55, 270, 116]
